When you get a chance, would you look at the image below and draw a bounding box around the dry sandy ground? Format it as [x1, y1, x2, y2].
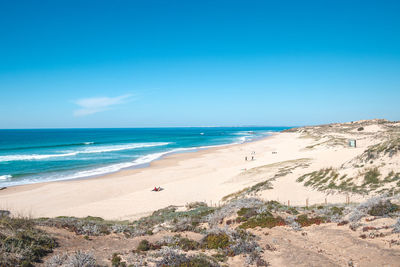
[254, 220, 400, 267]
[0, 129, 380, 220]
[38, 218, 400, 267]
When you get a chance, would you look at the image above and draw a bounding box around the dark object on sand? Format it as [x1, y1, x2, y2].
[0, 187, 7, 190]
[0, 210, 10, 217]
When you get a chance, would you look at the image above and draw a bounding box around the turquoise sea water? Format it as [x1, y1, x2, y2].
[0, 127, 289, 187]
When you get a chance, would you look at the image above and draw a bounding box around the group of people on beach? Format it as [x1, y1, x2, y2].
[245, 151, 256, 161]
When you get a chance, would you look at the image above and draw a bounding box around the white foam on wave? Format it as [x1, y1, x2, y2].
[0, 175, 11, 180]
[83, 142, 94, 145]
[0, 142, 170, 162]
[79, 142, 170, 154]
[0, 152, 78, 162]
[237, 136, 248, 143]
[0, 144, 228, 187]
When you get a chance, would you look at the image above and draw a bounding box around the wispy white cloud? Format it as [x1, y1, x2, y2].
[73, 94, 132, 116]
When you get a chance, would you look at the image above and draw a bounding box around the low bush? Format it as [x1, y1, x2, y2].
[137, 240, 152, 251]
[330, 206, 345, 216]
[154, 247, 219, 267]
[67, 251, 97, 267]
[295, 214, 326, 227]
[237, 207, 259, 218]
[173, 237, 200, 251]
[111, 253, 126, 267]
[202, 233, 230, 249]
[367, 200, 399, 216]
[157, 235, 200, 251]
[0, 216, 57, 266]
[239, 214, 286, 229]
[46, 251, 96, 267]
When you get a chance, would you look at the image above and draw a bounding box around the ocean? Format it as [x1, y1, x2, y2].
[0, 127, 289, 187]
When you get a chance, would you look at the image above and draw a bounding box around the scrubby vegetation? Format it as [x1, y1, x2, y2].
[111, 253, 126, 267]
[297, 166, 400, 195]
[46, 251, 97, 267]
[363, 168, 381, 185]
[348, 195, 400, 225]
[153, 247, 219, 267]
[2, 192, 400, 266]
[239, 214, 286, 229]
[294, 214, 326, 227]
[37, 204, 216, 238]
[296, 168, 365, 193]
[0, 216, 57, 266]
[364, 137, 400, 159]
[367, 199, 399, 216]
[202, 232, 230, 249]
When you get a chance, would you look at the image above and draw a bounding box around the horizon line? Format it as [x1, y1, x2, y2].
[0, 125, 298, 130]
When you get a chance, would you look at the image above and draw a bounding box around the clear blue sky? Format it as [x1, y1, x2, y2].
[1, 0, 399, 128]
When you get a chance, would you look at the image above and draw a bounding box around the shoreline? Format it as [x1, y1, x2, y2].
[0, 130, 369, 220]
[1, 131, 278, 189]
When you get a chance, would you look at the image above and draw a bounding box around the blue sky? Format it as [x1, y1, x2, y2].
[0, 0, 399, 128]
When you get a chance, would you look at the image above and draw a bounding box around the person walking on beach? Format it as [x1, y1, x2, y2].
[245, 156, 247, 161]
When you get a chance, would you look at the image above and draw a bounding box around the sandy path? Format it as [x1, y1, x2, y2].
[256, 224, 400, 267]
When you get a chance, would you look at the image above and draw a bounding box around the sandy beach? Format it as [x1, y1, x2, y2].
[0, 129, 372, 220]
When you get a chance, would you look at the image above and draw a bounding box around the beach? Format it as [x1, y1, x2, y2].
[0, 129, 371, 220]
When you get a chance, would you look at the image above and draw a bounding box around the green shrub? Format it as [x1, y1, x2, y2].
[175, 237, 200, 251]
[237, 207, 259, 219]
[0, 217, 57, 266]
[212, 253, 227, 262]
[239, 214, 286, 229]
[111, 253, 126, 267]
[367, 200, 399, 216]
[364, 168, 380, 185]
[202, 233, 230, 249]
[184, 255, 217, 267]
[295, 214, 326, 227]
[330, 206, 344, 216]
[137, 239, 151, 251]
[287, 207, 299, 215]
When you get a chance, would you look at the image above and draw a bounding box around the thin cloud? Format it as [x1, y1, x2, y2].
[74, 94, 132, 116]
